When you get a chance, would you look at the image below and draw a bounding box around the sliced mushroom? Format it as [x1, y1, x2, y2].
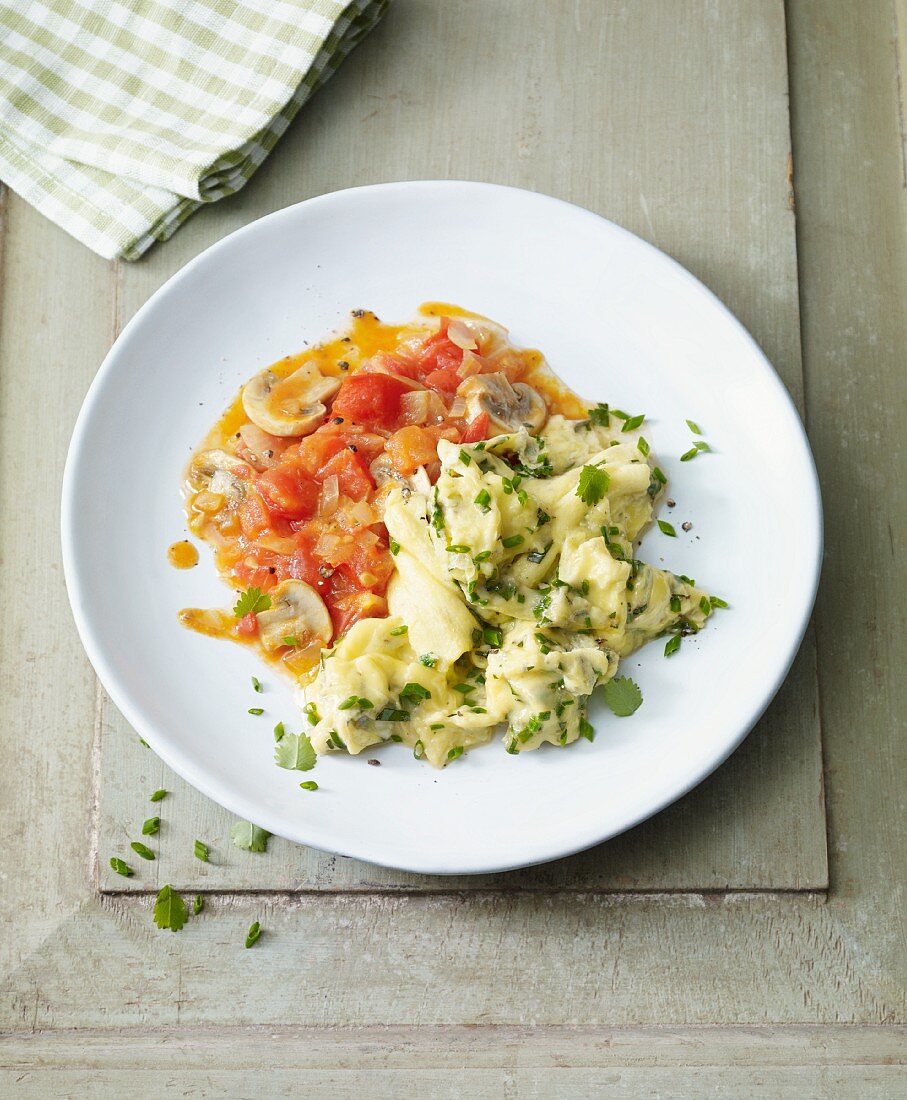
[255, 580, 333, 652]
[189, 449, 249, 505]
[458, 372, 547, 433]
[242, 363, 341, 437]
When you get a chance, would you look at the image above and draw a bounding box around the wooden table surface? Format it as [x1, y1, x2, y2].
[1, 1, 904, 1095]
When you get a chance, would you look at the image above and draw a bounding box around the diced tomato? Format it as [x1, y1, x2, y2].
[319, 447, 374, 500]
[290, 428, 349, 477]
[424, 367, 462, 394]
[237, 491, 271, 538]
[257, 465, 319, 519]
[461, 412, 490, 443]
[385, 425, 440, 475]
[331, 374, 411, 430]
[417, 325, 464, 377]
[237, 613, 258, 636]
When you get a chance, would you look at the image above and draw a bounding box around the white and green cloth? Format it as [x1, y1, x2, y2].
[0, 0, 387, 259]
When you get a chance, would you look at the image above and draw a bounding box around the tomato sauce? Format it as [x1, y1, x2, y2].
[183, 304, 583, 671]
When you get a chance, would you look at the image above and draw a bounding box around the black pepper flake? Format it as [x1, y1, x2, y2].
[351, 309, 367, 318]
[338, 361, 350, 370]
[332, 416, 344, 424]
[682, 521, 692, 532]
[268, 566, 276, 574]
[348, 444, 358, 452]
[367, 758, 381, 767]
[667, 498, 676, 508]
[341, 337, 352, 343]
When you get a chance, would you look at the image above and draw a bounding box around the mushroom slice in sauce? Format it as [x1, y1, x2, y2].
[242, 363, 341, 437]
[458, 372, 547, 432]
[255, 580, 333, 652]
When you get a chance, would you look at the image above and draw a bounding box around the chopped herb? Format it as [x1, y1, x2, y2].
[588, 402, 610, 427]
[109, 857, 133, 877]
[686, 418, 702, 434]
[429, 723, 445, 731]
[611, 408, 629, 420]
[329, 730, 347, 750]
[245, 921, 262, 948]
[419, 654, 438, 667]
[452, 683, 475, 695]
[474, 489, 491, 511]
[527, 544, 550, 564]
[413, 740, 425, 759]
[376, 707, 409, 722]
[652, 466, 667, 484]
[658, 520, 677, 537]
[473, 549, 492, 562]
[622, 413, 645, 432]
[153, 885, 187, 932]
[430, 502, 444, 533]
[141, 816, 160, 836]
[149, 789, 167, 802]
[251, 676, 262, 693]
[502, 534, 524, 548]
[637, 437, 650, 456]
[400, 682, 431, 703]
[248, 707, 264, 716]
[193, 894, 204, 915]
[338, 696, 358, 710]
[282, 635, 298, 647]
[710, 595, 729, 609]
[299, 780, 318, 791]
[669, 595, 682, 613]
[233, 586, 271, 617]
[275, 732, 317, 771]
[389, 538, 401, 555]
[680, 442, 709, 462]
[664, 635, 682, 657]
[230, 821, 271, 852]
[302, 702, 320, 726]
[446, 544, 471, 554]
[483, 627, 503, 647]
[389, 624, 409, 636]
[447, 746, 464, 761]
[579, 717, 595, 742]
[700, 595, 712, 616]
[130, 841, 155, 861]
[536, 508, 551, 526]
[459, 448, 472, 466]
[273, 721, 286, 742]
[194, 839, 210, 862]
[602, 676, 643, 717]
[577, 465, 610, 506]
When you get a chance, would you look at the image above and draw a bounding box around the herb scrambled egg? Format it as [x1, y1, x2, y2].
[298, 414, 713, 766]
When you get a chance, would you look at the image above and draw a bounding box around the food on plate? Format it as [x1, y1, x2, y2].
[179, 305, 717, 766]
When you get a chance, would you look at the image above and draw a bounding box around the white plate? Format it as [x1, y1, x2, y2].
[62, 181, 822, 875]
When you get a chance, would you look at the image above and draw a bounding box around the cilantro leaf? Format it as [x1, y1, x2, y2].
[274, 731, 316, 772]
[233, 586, 272, 618]
[576, 465, 610, 506]
[230, 821, 271, 853]
[602, 676, 643, 717]
[153, 884, 187, 932]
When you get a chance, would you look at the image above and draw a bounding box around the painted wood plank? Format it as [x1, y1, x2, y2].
[95, 0, 827, 893]
[1, 1027, 905, 1098]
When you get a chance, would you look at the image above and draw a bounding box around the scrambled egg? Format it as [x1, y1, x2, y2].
[298, 415, 712, 766]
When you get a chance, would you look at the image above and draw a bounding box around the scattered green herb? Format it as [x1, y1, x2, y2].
[130, 841, 155, 861]
[658, 520, 677, 537]
[389, 624, 409, 636]
[233, 586, 271, 617]
[299, 781, 318, 791]
[194, 839, 209, 862]
[149, 788, 168, 803]
[109, 857, 133, 877]
[577, 464, 610, 506]
[230, 821, 271, 852]
[275, 732, 316, 771]
[141, 816, 160, 836]
[193, 894, 204, 915]
[622, 413, 645, 432]
[245, 921, 262, 948]
[685, 419, 702, 434]
[502, 534, 524, 548]
[251, 676, 262, 693]
[602, 676, 643, 717]
[248, 707, 264, 716]
[153, 885, 187, 932]
[664, 635, 682, 657]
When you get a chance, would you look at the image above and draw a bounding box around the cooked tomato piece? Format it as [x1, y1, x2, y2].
[319, 447, 374, 500]
[424, 367, 462, 394]
[385, 425, 440, 475]
[237, 490, 271, 539]
[257, 466, 319, 519]
[417, 325, 464, 377]
[330, 374, 411, 429]
[290, 428, 350, 476]
[461, 412, 490, 442]
[237, 612, 258, 636]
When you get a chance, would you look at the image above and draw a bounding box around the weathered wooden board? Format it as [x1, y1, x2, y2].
[92, 0, 826, 893]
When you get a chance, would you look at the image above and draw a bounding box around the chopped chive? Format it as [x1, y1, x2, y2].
[413, 740, 425, 759]
[452, 683, 475, 695]
[447, 746, 464, 761]
[502, 534, 524, 548]
[141, 816, 160, 836]
[637, 437, 650, 456]
[389, 624, 408, 636]
[299, 781, 318, 791]
[622, 413, 645, 431]
[611, 408, 629, 420]
[446, 544, 471, 554]
[669, 595, 682, 613]
[194, 839, 209, 862]
[193, 894, 204, 915]
[680, 446, 699, 462]
[710, 595, 729, 609]
[329, 730, 347, 750]
[474, 488, 491, 510]
[579, 717, 595, 742]
[338, 696, 358, 710]
[483, 627, 503, 647]
[149, 789, 167, 803]
[130, 841, 155, 861]
[245, 921, 262, 948]
[473, 549, 492, 562]
[303, 702, 320, 726]
[109, 857, 133, 877]
[251, 676, 262, 693]
[273, 721, 286, 742]
[664, 635, 681, 657]
[248, 707, 264, 716]
[658, 520, 677, 537]
[376, 707, 409, 722]
[400, 682, 431, 703]
[282, 635, 298, 647]
[389, 538, 400, 555]
[685, 418, 702, 434]
[459, 448, 472, 466]
[700, 595, 712, 616]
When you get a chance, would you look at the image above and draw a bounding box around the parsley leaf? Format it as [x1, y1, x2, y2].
[153, 884, 187, 932]
[577, 465, 610, 506]
[274, 731, 316, 772]
[602, 676, 643, 717]
[230, 820, 271, 853]
[233, 586, 271, 617]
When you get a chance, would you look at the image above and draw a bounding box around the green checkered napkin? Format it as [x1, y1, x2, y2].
[0, 0, 387, 260]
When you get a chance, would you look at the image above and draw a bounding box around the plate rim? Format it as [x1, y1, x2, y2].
[61, 179, 824, 875]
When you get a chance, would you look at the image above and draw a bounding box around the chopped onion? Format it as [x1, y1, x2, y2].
[315, 532, 339, 557]
[401, 389, 447, 425]
[319, 474, 340, 516]
[456, 349, 484, 379]
[448, 396, 467, 418]
[256, 534, 298, 554]
[348, 499, 377, 527]
[447, 318, 479, 351]
[239, 423, 282, 468]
